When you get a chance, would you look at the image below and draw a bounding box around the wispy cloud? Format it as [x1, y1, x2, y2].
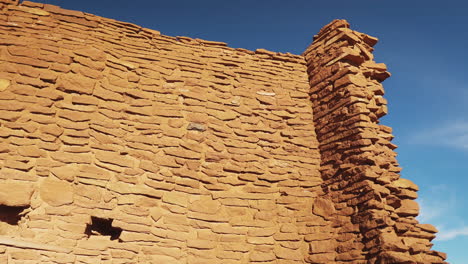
[417, 184, 455, 223]
[418, 202, 468, 242]
[410, 120, 468, 150]
[436, 226, 468, 241]
[416, 185, 468, 242]
[418, 198, 446, 223]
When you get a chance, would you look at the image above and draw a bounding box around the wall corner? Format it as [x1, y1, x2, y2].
[303, 19, 448, 263]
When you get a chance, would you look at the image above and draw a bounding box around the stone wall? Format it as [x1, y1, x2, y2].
[0, 1, 447, 263]
[303, 20, 446, 263]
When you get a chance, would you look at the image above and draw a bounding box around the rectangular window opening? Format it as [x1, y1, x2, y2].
[0, 205, 29, 225]
[85, 216, 122, 241]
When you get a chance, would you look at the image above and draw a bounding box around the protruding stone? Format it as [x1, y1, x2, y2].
[187, 122, 206, 131]
[396, 199, 419, 217]
[392, 178, 419, 191]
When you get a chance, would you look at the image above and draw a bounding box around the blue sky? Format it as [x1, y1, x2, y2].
[39, 0, 467, 262]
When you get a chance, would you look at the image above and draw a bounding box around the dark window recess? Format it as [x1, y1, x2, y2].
[84, 216, 122, 241]
[0, 205, 29, 225]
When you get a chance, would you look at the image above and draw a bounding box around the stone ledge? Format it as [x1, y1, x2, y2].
[0, 236, 72, 253]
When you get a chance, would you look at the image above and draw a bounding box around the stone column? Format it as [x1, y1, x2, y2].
[303, 20, 447, 264]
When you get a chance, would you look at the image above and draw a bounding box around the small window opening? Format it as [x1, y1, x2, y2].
[0, 205, 29, 225]
[85, 216, 122, 241]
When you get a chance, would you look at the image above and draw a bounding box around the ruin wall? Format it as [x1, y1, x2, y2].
[303, 20, 447, 264]
[0, 0, 447, 263]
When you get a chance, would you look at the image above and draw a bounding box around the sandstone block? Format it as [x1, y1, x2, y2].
[417, 223, 438, 234]
[50, 152, 92, 164]
[275, 247, 303, 260]
[51, 164, 79, 181]
[77, 237, 109, 251]
[162, 192, 188, 207]
[217, 250, 243, 260]
[40, 178, 73, 206]
[312, 197, 335, 219]
[74, 47, 106, 61]
[309, 240, 335, 253]
[0, 181, 34, 206]
[0, 79, 10, 91]
[187, 122, 206, 131]
[249, 251, 276, 262]
[57, 74, 95, 95]
[16, 5, 50, 16]
[187, 239, 217, 249]
[396, 199, 419, 217]
[9, 250, 40, 260]
[378, 231, 409, 251]
[378, 251, 417, 263]
[95, 150, 135, 168]
[210, 110, 238, 121]
[164, 148, 201, 160]
[188, 197, 220, 215]
[306, 252, 336, 263]
[119, 232, 159, 242]
[149, 207, 164, 222]
[141, 245, 182, 259]
[39, 124, 64, 137]
[247, 227, 276, 237]
[153, 108, 183, 117]
[391, 178, 419, 191]
[17, 145, 45, 158]
[247, 236, 275, 245]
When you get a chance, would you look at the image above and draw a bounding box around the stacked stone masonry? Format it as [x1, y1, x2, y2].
[0, 0, 447, 263]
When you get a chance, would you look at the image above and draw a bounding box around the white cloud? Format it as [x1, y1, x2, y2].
[436, 226, 468, 241]
[418, 198, 468, 242]
[417, 198, 446, 223]
[411, 120, 468, 150]
[416, 185, 466, 242]
[417, 186, 455, 224]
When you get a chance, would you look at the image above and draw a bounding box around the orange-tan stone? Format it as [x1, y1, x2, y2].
[0, 1, 447, 263]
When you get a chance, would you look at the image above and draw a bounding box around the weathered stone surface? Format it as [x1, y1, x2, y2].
[187, 122, 206, 131]
[40, 178, 73, 206]
[0, 79, 10, 91]
[396, 199, 420, 216]
[162, 192, 188, 207]
[249, 251, 276, 262]
[0, 5, 446, 264]
[50, 164, 79, 181]
[392, 178, 419, 191]
[312, 197, 335, 219]
[0, 182, 34, 206]
[189, 197, 221, 214]
[303, 19, 445, 264]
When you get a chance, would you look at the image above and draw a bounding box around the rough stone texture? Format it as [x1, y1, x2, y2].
[0, 2, 446, 264]
[0, 181, 34, 206]
[303, 20, 447, 263]
[39, 178, 74, 206]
